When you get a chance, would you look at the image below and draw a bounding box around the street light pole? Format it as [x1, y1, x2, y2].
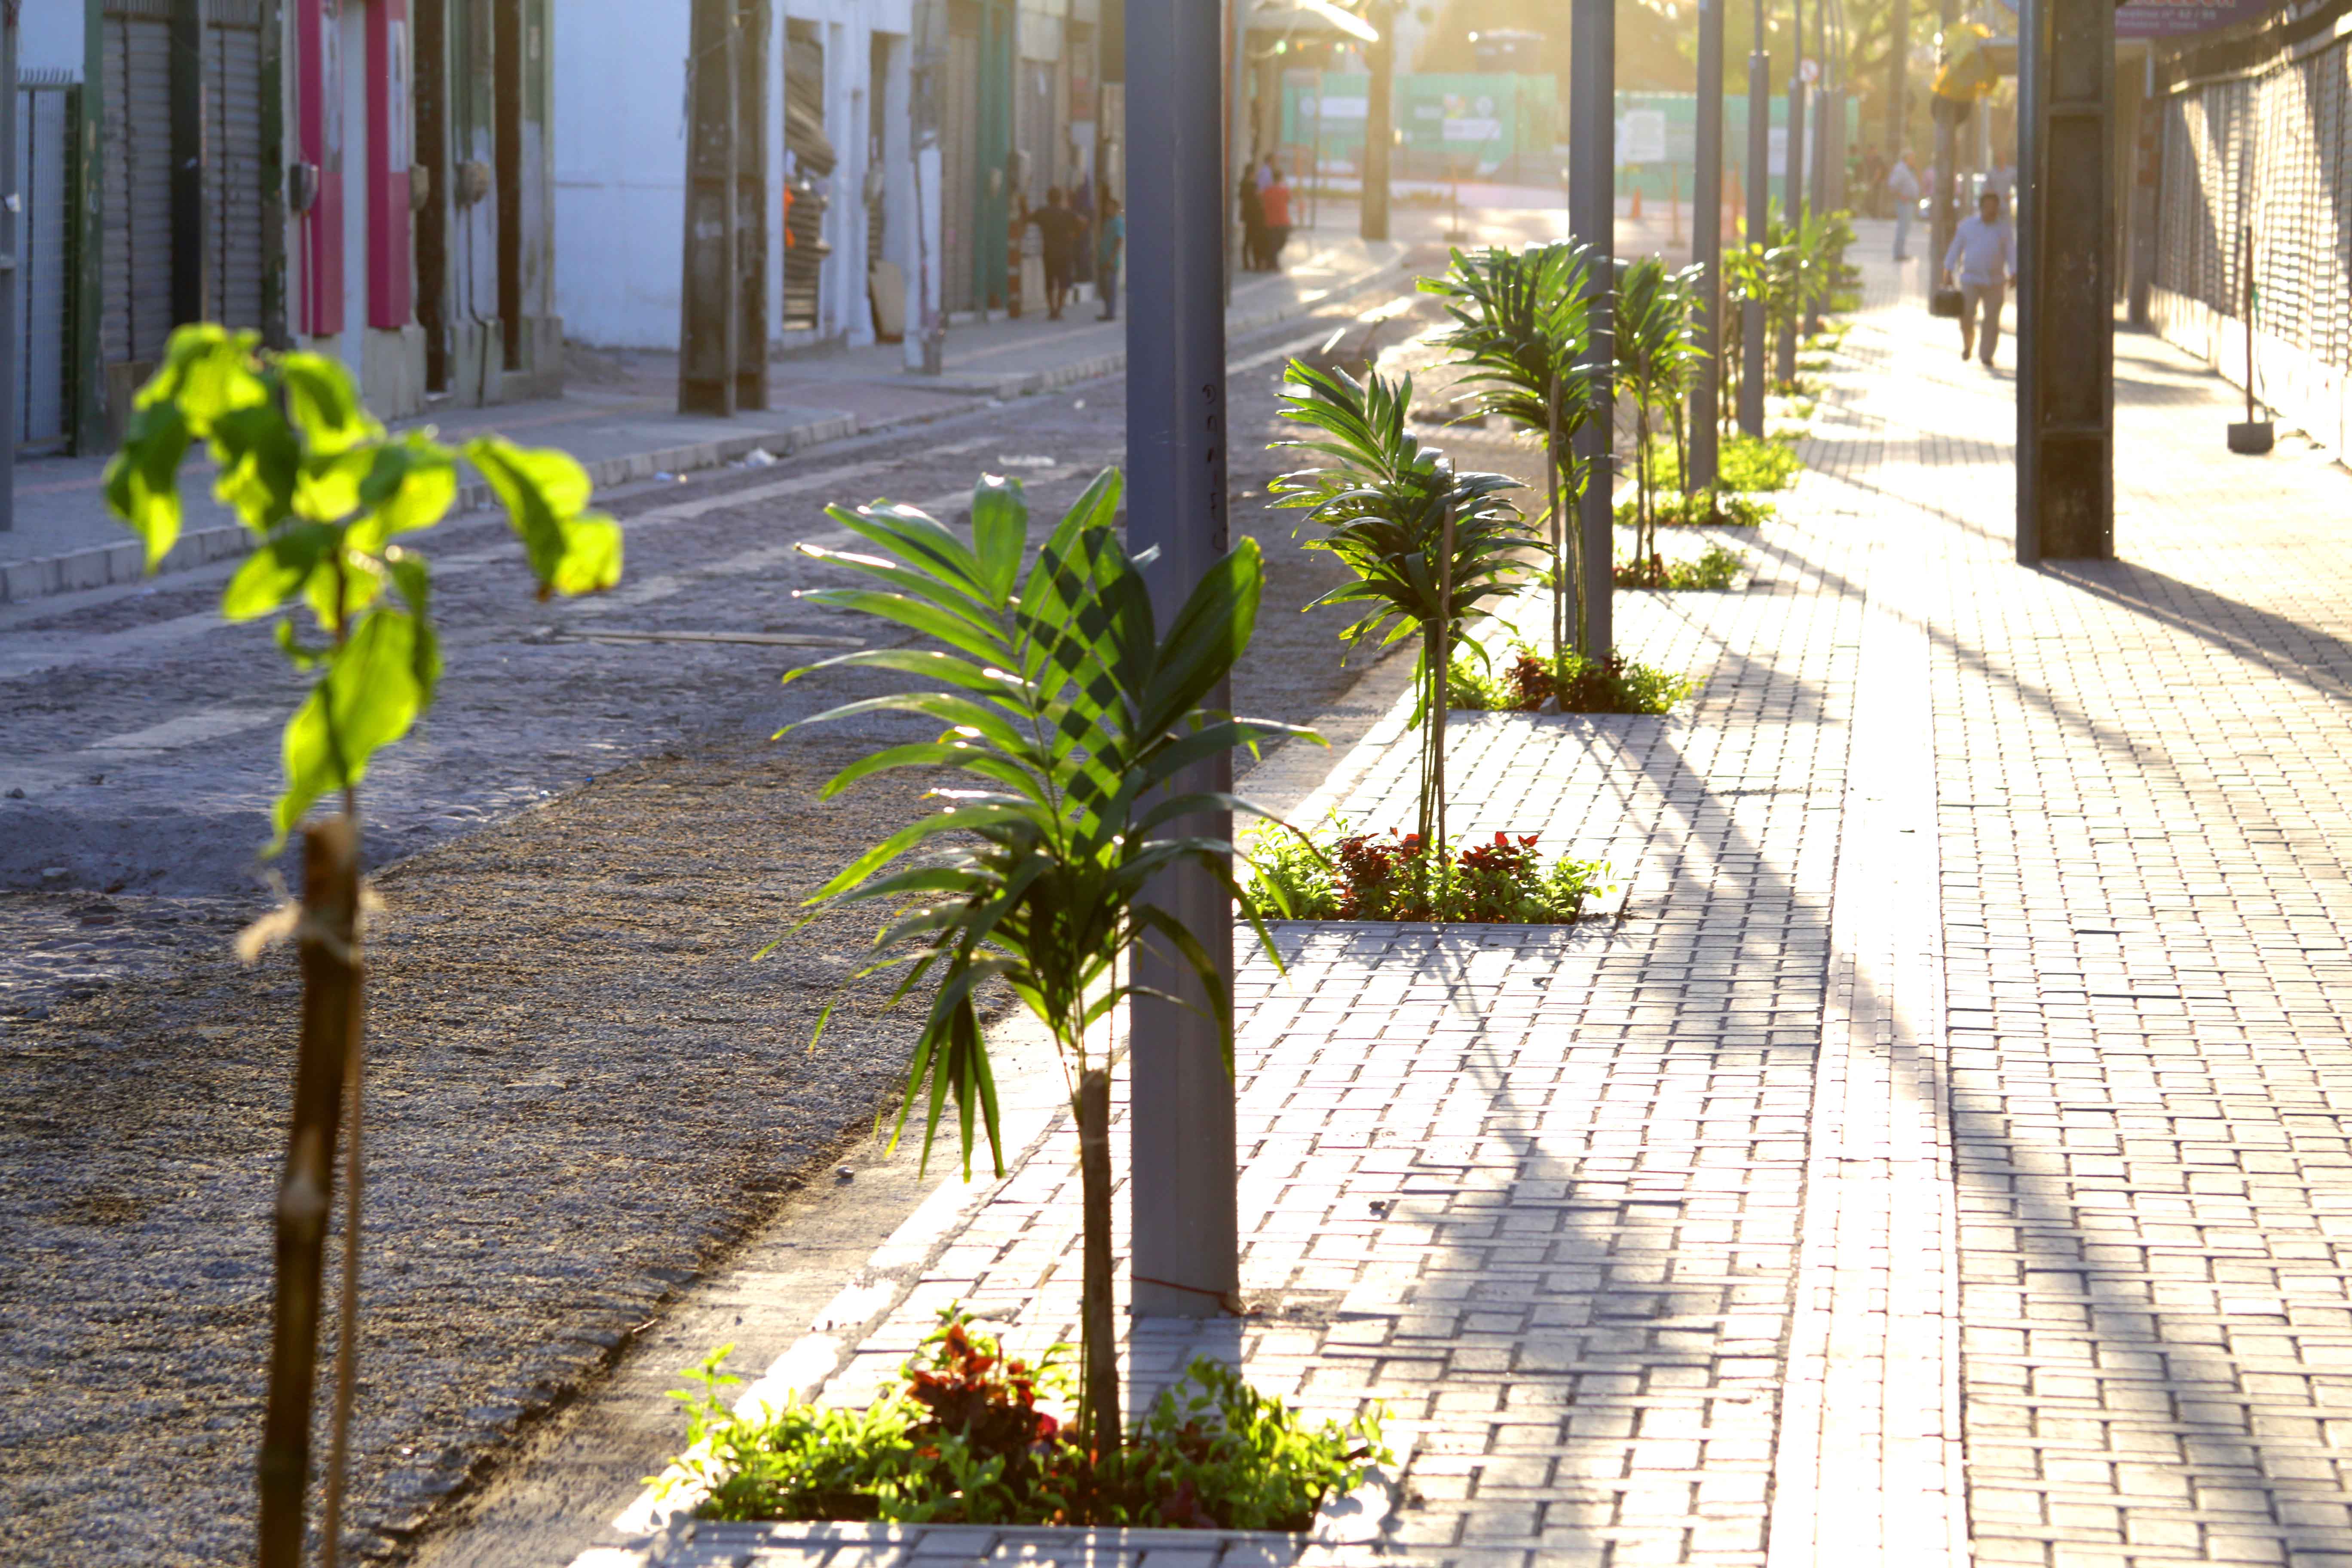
[1125, 0, 1238, 1321]
[1777, 0, 1804, 383]
[1691, 0, 1725, 490]
[1741, 0, 1770, 437]
[1568, 0, 1615, 660]
[1362, 1, 1391, 242]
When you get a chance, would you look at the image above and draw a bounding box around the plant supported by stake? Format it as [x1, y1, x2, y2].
[659, 1309, 1388, 1527]
[776, 470, 1313, 1460]
[1271, 361, 1528, 855]
[106, 324, 622, 1568]
[1418, 241, 1602, 669]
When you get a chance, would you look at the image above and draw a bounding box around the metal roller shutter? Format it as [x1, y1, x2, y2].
[945, 3, 978, 314]
[16, 77, 76, 451]
[783, 19, 833, 333]
[102, 2, 174, 368]
[206, 0, 267, 329]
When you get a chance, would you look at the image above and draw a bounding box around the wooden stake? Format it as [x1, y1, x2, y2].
[1078, 1067, 1120, 1457]
[257, 816, 364, 1568]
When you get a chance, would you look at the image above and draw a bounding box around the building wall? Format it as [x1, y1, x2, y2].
[553, 0, 913, 352]
[23, 5, 86, 74]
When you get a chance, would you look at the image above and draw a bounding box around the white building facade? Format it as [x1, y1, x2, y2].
[553, 0, 919, 355]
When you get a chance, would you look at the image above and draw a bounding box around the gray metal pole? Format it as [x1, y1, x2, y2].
[1569, 0, 1614, 659]
[1741, 0, 1769, 437]
[1887, 0, 1909, 177]
[0, 0, 16, 533]
[1929, 0, 1958, 297]
[1225, 0, 1248, 301]
[1692, 0, 1725, 490]
[1361, 0, 1390, 242]
[1777, 0, 1804, 382]
[2016, 0, 2113, 562]
[1126, 0, 1237, 1320]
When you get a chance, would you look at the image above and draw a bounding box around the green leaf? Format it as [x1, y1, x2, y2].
[222, 522, 338, 622]
[466, 437, 622, 597]
[271, 606, 443, 848]
[281, 353, 381, 456]
[104, 401, 193, 570]
[967, 475, 1030, 603]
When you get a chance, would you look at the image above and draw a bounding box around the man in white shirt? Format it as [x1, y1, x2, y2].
[1942, 190, 2018, 368]
[1887, 150, 1921, 261]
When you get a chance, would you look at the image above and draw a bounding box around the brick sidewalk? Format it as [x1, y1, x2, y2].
[612, 243, 2352, 1568]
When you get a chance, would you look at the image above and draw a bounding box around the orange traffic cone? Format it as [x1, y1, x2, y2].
[1631, 185, 1644, 220]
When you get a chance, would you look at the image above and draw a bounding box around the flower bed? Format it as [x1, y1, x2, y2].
[656, 1312, 1387, 1531]
[1241, 822, 1605, 925]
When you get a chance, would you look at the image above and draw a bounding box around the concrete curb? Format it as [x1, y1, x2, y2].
[0, 248, 1408, 609]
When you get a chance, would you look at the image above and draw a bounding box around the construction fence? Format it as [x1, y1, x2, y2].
[2151, 18, 2352, 452]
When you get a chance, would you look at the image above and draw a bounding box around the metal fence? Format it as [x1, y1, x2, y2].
[2153, 34, 2352, 413]
[17, 72, 76, 453]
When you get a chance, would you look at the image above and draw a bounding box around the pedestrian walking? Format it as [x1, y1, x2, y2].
[1096, 195, 1124, 321]
[1888, 149, 1921, 261]
[1260, 166, 1293, 272]
[1029, 186, 1085, 321]
[1942, 190, 2018, 368]
[1238, 159, 1267, 271]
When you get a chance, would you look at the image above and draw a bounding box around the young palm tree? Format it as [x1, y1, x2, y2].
[1271, 361, 1528, 849]
[781, 470, 1308, 1458]
[1418, 242, 1599, 670]
[1614, 258, 1706, 575]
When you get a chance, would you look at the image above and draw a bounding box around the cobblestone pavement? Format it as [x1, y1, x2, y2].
[627, 241, 2352, 1568]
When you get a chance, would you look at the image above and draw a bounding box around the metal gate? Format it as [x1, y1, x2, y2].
[783, 19, 833, 333]
[944, 1, 978, 313]
[204, 0, 267, 329]
[2156, 43, 2352, 375]
[16, 75, 77, 452]
[101, 0, 173, 370]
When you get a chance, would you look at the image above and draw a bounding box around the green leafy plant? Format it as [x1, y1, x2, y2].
[661, 1310, 1388, 1529]
[105, 323, 621, 1568]
[1614, 491, 1776, 527]
[1451, 643, 1695, 716]
[1271, 362, 1528, 854]
[1418, 241, 1601, 669]
[1615, 542, 1748, 591]
[1647, 432, 1801, 495]
[1614, 257, 1707, 572]
[777, 469, 1311, 1455]
[1240, 821, 1600, 925]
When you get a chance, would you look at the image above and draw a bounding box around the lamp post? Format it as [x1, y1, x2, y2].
[1740, 0, 1770, 437]
[1568, 0, 1614, 659]
[1691, 0, 1725, 489]
[1777, 0, 1804, 383]
[1125, 0, 1238, 1320]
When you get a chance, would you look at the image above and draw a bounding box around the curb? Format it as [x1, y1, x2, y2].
[0, 248, 1407, 609]
[0, 410, 860, 608]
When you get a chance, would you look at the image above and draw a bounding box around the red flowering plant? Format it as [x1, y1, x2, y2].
[1243, 818, 1605, 925]
[655, 1308, 1387, 1529]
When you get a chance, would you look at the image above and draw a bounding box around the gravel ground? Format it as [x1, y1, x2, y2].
[0, 283, 1426, 1566]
